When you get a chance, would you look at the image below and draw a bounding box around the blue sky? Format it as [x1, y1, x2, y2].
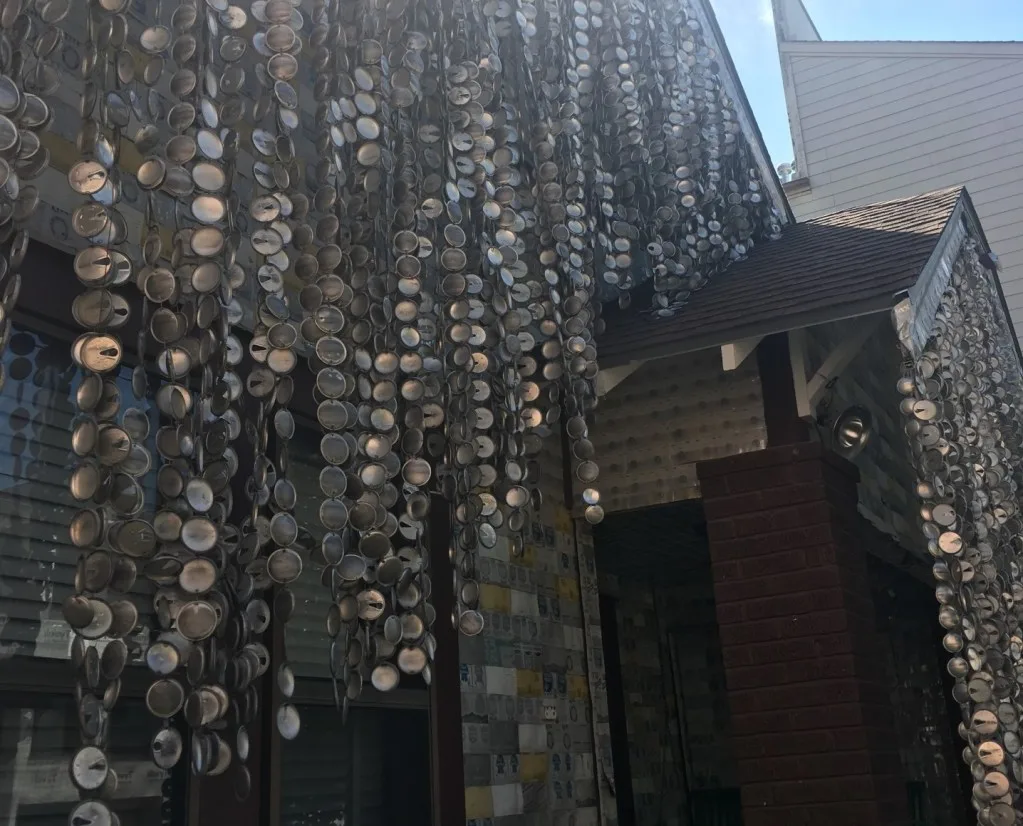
[710, 0, 1023, 169]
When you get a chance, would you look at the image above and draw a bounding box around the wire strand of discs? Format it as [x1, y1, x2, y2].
[141, 0, 254, 797]
[309, 0, 441, 712]
[0, 0, 55, 377]
[244, 0, 307, 748]
[57, 0, 785, 819]
[899, 240, 1023, 826]
[64, 2, 148, 825]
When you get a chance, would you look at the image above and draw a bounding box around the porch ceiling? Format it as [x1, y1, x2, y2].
[598, 186, 966, 367]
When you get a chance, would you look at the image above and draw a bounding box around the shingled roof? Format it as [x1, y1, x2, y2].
[599, 186, 967, 366]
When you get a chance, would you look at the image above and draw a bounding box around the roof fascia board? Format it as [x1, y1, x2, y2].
[771, 0, 821, 42]
[692, 0, 794, 224]
[895, 197, 966, 357]
[779, 40, 1023, 59]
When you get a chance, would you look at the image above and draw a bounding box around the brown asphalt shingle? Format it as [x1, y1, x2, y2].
[598, 186, 964, 366]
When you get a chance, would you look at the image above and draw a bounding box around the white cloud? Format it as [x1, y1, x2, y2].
[710, 0, 777, 60]
[710, 0, 774, 32]
[709, 0, 776, 58]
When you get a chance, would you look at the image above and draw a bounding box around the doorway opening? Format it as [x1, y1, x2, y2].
[594, 501, 742, 826]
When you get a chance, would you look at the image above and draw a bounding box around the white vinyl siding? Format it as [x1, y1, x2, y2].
[782, 43, 1023, 336]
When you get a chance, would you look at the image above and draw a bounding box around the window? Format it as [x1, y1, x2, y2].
[0, 318, 442, 826]
[0, 322, 180, 825]
[0, 326, 158, 663]
[279, 705, 430, 826]
[0, 694, 182, 826]
[276, 427, 431, 826]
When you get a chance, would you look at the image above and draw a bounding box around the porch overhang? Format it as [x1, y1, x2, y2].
[598, 186, 1003, 373]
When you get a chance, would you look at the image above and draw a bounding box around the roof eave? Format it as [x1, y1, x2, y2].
[599, 295, 894, 368]
[962, 189, 1023, 368]
[894, 194, 969, 357]
[891, 189, 1023, 367]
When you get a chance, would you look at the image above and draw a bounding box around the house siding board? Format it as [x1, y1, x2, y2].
[797, 56, 968, 115]
[797, 57, 1012, 137]
[817, 120, 1023, 195]
[805, 104, 1023, 179]
[807, 143, 1023, 210]
[785, 44, 1023, 339]
[801, 78, 1023, 172]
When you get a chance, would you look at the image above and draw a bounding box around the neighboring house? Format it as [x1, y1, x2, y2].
[771, 0, 1023, 338]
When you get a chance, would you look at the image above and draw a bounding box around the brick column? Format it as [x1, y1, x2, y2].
[696, 442, 910, 826]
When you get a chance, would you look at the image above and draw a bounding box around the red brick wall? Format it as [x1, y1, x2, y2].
[697, 442, 910, 826]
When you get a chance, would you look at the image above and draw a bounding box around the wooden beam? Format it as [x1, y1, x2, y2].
[787, 328, 812, 419]
[595, 361, 644, 397]
[758, 332, 810, 446]
[428, 496, 465, 826]
[721, 335, 764, 371]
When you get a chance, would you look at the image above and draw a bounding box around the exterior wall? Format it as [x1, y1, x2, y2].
[610, 580, 741, 825]
[778, 39, 1023, 335]
[460, 438, 615, 826]
[868, 560, 967, 826]
[592, 349, 767, 514]
[801, 320, 919, 550]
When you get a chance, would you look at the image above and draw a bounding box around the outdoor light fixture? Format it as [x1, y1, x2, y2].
[831, 404, 872, 460]
[2, 0, 789, 821]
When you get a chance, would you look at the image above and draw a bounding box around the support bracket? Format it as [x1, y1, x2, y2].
[789, 318, 881, 419]
[721, 335, 764, 371]
[596, 361, 644, 397]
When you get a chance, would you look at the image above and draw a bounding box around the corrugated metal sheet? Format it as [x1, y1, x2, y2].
[591, 348, 766, 513]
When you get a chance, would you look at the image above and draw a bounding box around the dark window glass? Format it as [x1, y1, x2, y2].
[0, 326, 159, 663]
[279, 705, 430, 826]
[0, 694, 180, 826]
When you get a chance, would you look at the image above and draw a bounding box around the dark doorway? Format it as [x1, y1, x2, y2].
[594, 502, 742, 826]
